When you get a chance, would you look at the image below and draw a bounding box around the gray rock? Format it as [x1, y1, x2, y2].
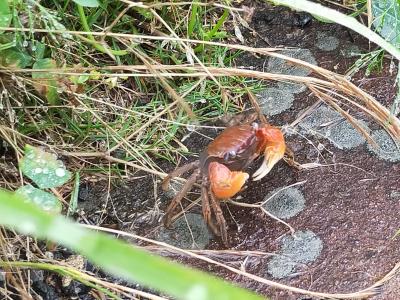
[316, 32, 339, 51]
[267, 230, 323, 279]
[390, 191, 400, 199]
[266, 48, 317, 94]
[156, 213, 211, 249]
[263, 187, 306, 219]
[256, 87, 295, 116]
[299, 104, 370, 149]
[340, 44, 362, 58]
[267, 49, 317, 78]
[162, 180, 185, 200]
[325, 119, 370, 150]
[367, 129, 400, 162]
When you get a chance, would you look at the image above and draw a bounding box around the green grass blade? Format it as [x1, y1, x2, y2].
[188, 3, 199, 37]
[195, 9, 229, 53]
[76, 4, 127, 57]
[266, 0, 400, 60]
[0, 189, 265, 300]
[205, 9, 229, 41]
[67, 172, 80, 217]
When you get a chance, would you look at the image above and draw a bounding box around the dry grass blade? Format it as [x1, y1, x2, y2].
[5, 54, 399, 143]
[307, 84, 379, 148]
[3, 26, 396, 139]
[82, 224, 396, 299]
[0, 260, 168, 300]
[120, 41, 195, 119]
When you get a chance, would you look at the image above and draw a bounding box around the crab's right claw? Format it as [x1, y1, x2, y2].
[209, 162, 249, 199]
[253, 128, 286, 181]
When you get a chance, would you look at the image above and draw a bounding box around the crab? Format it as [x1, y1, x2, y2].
[162, 121, 286, 245]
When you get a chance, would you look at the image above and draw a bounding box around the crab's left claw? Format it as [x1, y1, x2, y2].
[253, 128, 286, 181]
[209, 162, 249, 199]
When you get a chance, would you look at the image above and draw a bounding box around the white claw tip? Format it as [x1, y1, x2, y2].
[252, 163, 271, 181]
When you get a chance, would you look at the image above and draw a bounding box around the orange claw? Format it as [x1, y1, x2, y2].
[208, 162, 249, 199]
[253, 125, 286, 181]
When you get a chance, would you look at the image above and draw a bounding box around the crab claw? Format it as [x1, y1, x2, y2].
[209, 162, 249, 199]
[253, 127, 286, 181]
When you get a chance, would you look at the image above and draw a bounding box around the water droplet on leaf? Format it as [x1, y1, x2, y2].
[55, 168, 65, 177]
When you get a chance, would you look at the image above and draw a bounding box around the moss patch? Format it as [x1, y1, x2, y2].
[367, 129, 400, 162]
[156, 213, 211, 249]
[266, 230, 323, 279]
[263, 187, 305, 219]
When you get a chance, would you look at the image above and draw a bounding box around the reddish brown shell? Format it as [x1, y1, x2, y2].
[206, 125, 257, 158]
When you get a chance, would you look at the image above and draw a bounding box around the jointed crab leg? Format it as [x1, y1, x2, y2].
[162, 161, 199, 191]
[209, 190, 228, 246]
[163, 170, 200, 228]
[201, 183, 212, 229]
[201, 182, 220, 238]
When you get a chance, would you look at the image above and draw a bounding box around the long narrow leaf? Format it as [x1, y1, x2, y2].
[266, 0, 400, 60]
[0, 190, 265, 300]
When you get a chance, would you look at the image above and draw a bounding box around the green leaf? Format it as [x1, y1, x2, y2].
[372, 0, 400, 46]
[19, 145, 71, 189]
[34, 41, 46, 60]
[32, 58, 60, 105]
[16, 185, 62, 214]
[0, 48, 32, 68]
[311, 14, 334, 24]
[133, 7, 153, 19]
[67, 172, 80, 217]
[0, 0, 11, 34]
[72, 0, 99, 7]
[0, 190, 265, 300]
[70, 74, 89, 85]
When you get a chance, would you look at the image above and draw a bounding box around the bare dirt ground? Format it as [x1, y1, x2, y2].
[43, 2, 400, 300]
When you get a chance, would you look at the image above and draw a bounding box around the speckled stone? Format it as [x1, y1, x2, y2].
[316, 32, 339, 51]
[298, 104, 370, 149]
[156, 213, 211, 249]
[340, 44, 362, 58]
[325, 119, 370, 150]
[367, 129, 400, 162]
[256, 87, 295, 116]
[162, 180, 185, 200]
[266, 230, 323, 279]
[266, 48, 317, 94]
[263, 187, 306, 219]
[298, 104, 342, 135]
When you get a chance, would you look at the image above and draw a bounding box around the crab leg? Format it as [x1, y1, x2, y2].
[209, 190, 228, 246]
[163, 170, 200, 228]
[161, 161, 199, 191]
[201, 182, 220, 237]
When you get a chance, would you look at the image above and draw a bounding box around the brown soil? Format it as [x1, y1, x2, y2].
[76, 2, 400, 299]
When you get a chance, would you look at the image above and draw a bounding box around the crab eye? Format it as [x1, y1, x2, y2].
[223, 150, 237, 161]
[251, 122, 259, 130]
[224, 152, 230, 161]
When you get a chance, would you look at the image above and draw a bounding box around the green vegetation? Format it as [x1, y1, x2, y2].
[0, 0, 255, 176]
[0, 189, 264, 300]
[0, 0, 399, 299]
